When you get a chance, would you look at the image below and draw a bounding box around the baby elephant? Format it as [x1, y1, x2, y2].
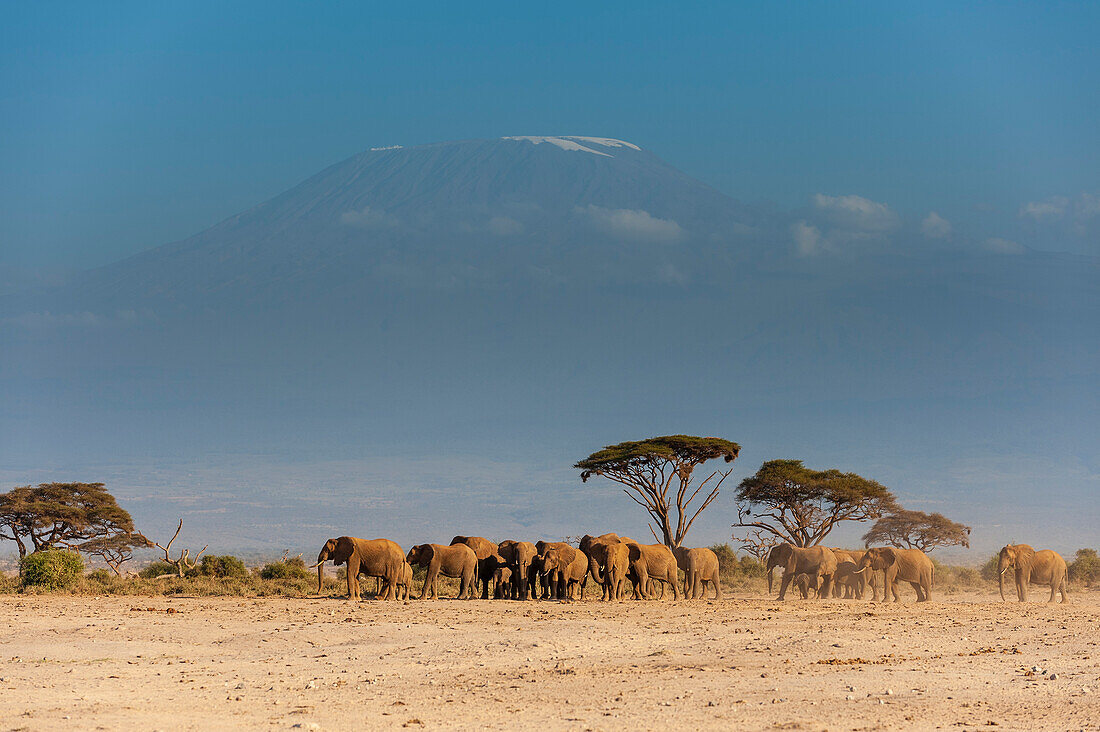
[794, 573, 818, 599]
[493, 566, 513, 599]
[406, 543, 478, 600]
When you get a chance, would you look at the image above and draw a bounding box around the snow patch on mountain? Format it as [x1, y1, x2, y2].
[501, 136, 641, 157]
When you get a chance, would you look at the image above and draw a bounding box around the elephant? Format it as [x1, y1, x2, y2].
[492, 565, 513, 599]
[768, 543, 837, 600]
[579, 533, 628, 600]
[794, 572, 818, 599]
[310, 536, 406, 601]
[406, 543, 478, 600]
[395, 561, 414, 601]
[450, 536, 500, 599]
[539, 545, 588, 600]
[856, 547, 934, 602]
[497, 539, 538, 599]
[535, 541, 573, 598]
[672, 546, 723, 600]
[829, 549, 873, 599]
[998, 544, 1069, 603]
[621, 539, 680, 600]
[832, 560, 863, 600]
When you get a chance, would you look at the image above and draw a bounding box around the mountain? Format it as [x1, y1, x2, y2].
[1, 137, 1097, 555]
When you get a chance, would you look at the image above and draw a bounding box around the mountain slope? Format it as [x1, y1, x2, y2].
[1, 136, 1096, 553]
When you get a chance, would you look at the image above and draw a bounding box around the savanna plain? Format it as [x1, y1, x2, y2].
[2, 590, 1097, 732]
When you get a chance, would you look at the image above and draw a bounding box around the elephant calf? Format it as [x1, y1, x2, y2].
[794, 573, 818, 599]
[493, 566, 513, 599]
[407, 543, 478, 600]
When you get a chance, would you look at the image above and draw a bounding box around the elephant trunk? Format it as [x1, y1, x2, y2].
[588, 554, 604, 585]
[317, 563, 324, 594]
[998, 567, 1006, 602]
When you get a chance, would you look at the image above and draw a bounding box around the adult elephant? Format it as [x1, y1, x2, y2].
[539, 545, 588, 600]
[498, 539, 538, 600]
[535, 541, 573, 599]
[622, 539, 680, 600]
[579, 533, 627, 600]
[769, 543, 837, 600]
[672, 546, 723, 600]
[451, 536, 499, 600]
[407, 543, 478, 600]
[310, 536, 405, 601]
[856, 547, 934, 602]
[998, 544, 1069, 603]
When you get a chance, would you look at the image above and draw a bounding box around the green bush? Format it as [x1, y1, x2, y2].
[259, 556, 310, 581]
[139, 560, 182, 579]
[86, 568, 113, 583]
[979, 553, 1000, 581]
[20, 550, 84, 590]
[198, 555, 249, 579]
[1069, 548, 1100, 587]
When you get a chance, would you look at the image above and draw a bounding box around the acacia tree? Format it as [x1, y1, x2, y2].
[861, 509, 970, 552]
[732, 459, 896, 548]
[733, 527, 779, 563]
[77, 532, 154, 575]
[575, 435, 740, 548]
[0, 483, 137, 559]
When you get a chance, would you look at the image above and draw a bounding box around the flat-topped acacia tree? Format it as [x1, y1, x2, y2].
[861, 509, 971, 552]
[575, 435, 741, 549]
[733, 459, 897, 548]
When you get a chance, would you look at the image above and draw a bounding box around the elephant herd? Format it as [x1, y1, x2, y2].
[765, 543, 1070, 604]
[310, 533, 719, 602]
[309, 535, 1071, 605]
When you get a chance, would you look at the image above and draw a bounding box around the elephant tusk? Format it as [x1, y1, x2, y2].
[307, 560, 325, 569]
[1000, 566, 1010, 575]
[852, 567, 868, 574]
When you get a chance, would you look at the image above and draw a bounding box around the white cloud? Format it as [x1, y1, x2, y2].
[921, 211, 952, 239]
[581, 205, 684, 243]
[340, 206, 398, 229]
[1020, 197, 1069, 219]
[982, 237, 1025, 255]
[791, 221, 822, 255]
[812, 193, 898, 232]
[487, 216, 523, 236]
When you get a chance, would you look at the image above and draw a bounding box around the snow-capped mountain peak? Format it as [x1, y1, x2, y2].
[501, 135, 641, 156]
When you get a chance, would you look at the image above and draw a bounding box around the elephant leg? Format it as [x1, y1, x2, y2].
[910, 581, 924, 601]
[346, 557, 361, 600]
[777, 572, 794, 601]
[818, 574, 832, 600]
[419, 563, 438, 600]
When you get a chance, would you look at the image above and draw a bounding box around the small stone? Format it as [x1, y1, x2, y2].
[845, 695, 855, 701]
[1048, 673, 1058, 681]
[886, 689, 895, 696]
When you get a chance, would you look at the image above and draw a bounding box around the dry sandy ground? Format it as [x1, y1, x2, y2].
[1, 591, 1097, 731]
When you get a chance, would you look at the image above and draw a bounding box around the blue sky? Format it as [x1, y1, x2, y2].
[2, 1, 1098, 268]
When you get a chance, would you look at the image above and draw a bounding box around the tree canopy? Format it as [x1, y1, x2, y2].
[0, 482, 137, 559]
[575, 435, 740, 548]
[861, 509, 971, 552]
[732, 459, 896, 547]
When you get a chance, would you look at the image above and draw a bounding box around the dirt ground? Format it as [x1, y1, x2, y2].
[0, 591, 1097, 731]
